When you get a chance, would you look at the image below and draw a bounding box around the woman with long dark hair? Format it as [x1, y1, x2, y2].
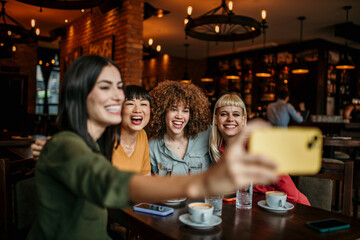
[27, 55, 277, 240]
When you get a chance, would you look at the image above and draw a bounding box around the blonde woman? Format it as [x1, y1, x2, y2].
[210, 93, 310, 205]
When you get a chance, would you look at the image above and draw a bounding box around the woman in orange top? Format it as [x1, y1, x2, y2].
[31, 85, 152, 175]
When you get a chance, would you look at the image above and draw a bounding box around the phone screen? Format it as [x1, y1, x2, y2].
[307, 219, 349, 231]
[135, 204, 169, 212]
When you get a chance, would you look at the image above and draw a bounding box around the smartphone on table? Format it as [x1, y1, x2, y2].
[248, 127, 323, 175]
[223, 192, 236, 202]
[133, 203, 174, 216]
[306, 218, 350, 232]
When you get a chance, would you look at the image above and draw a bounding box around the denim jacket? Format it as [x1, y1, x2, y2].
[149, 128, 213, 175]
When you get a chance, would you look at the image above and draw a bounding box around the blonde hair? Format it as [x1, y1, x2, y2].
[209, 93, 247, 162]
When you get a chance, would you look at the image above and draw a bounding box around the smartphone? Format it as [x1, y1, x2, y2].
[248, 127, 322, 175]
[306, 219, 350, 232]
[133, 203, 174, 216]
[223, 192, 236, 202]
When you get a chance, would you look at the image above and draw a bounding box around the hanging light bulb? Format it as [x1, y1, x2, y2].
[148, 38, 153, 46]
[31, 19, 36, 28]
[215, 25, 220, 34]
[156, 45, 161, 52]
[35, 28, 40, 36]
[184, 18, 189, 25]
[187, 6, 192, 16]
[7, 30, 12, 36]
[261, 10, 266, 21]
[228, 1, 233, 12]
[157, 9, 164, 18]
[12, 45, 16, 52]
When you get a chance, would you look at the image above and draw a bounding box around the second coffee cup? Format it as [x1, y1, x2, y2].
[188, 202, 213, 223]
[265, 191, 287, 209]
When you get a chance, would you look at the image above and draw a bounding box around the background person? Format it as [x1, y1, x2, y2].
[149, 80, 212, 175]
[210, 93, 310, 205]
[267, 89, 303, 127]
[27, 55, 277, 240]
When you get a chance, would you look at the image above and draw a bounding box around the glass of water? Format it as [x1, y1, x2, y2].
[188, 161, 202, 175]
[158, 162, 173, 176]
[236, 182, 253, 209]
[205, 195, 223, 216]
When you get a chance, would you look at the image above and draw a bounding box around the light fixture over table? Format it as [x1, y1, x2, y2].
[184, 0, 261, 42]
[336, 6, 355, 70]
[291, 16, 309, 74]
[255, 10, 271, 78]
[0, 0, 40, 57]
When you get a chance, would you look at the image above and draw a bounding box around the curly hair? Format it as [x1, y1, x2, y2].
[149, 80, 211, 139]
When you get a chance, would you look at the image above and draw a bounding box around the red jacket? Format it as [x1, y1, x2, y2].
[253, 175, 310, 206]
[219, 143, 310, 206]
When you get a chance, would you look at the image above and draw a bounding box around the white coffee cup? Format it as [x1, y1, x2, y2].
[188, 202, 213, 223]
[265, 191, 287, 209]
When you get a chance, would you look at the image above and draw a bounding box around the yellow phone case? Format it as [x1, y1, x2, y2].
[248, 127, 323, 175]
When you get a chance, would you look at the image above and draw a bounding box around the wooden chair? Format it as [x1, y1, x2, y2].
[297, 158, 354, 216]
[0, 158, 36, 240]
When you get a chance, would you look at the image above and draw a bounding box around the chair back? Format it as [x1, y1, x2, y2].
[0, 158, 36, 240]
[297, 158, 354, 216]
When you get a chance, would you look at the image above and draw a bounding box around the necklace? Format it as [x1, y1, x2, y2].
[166, 140, 181, 149]
[165, 135, 187, 150]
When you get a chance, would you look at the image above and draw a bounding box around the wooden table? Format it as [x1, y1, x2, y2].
[108, 193, 360, 240]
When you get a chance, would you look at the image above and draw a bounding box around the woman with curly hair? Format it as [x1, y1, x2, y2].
[149, 80, 212, 175]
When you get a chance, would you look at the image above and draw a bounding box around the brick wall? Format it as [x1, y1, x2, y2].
[142, 54, 206, 90]
[0, 43, 37, 114]
[60, 0, 143, 85]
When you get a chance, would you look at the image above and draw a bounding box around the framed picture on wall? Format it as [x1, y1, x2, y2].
[89, 35, 114, 59]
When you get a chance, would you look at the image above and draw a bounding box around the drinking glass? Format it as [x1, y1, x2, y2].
[205, 195, 223, 216]
[188, 161, 202, 175]
[158, 162, 173, 176]
[236, 183, 253, 209]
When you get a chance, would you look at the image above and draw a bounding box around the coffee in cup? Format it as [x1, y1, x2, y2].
[265, 191, 287, 209]
[188, 202, 213, 223]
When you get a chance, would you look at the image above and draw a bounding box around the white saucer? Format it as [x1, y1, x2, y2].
[179, 213, 222, 229]
[257, 200, 294, 213]
[162, 198, 186, 206]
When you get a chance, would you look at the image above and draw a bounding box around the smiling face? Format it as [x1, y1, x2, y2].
[86, 65, 124, 138]
[215, 106, 246, 142]
[165, 102, 190, 137]
[121, 97, 151, 132]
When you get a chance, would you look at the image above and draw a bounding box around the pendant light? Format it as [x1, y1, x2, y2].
[226, 42, 240, 80]
[336, 6, 355, 70]
[255, 10, 271, 78]
[181, 43, 191, 83]
[201, 41, 214, 82]
[291, 16, 309, 74]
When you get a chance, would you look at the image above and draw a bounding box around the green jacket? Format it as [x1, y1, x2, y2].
[26, 131, 134, 240]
